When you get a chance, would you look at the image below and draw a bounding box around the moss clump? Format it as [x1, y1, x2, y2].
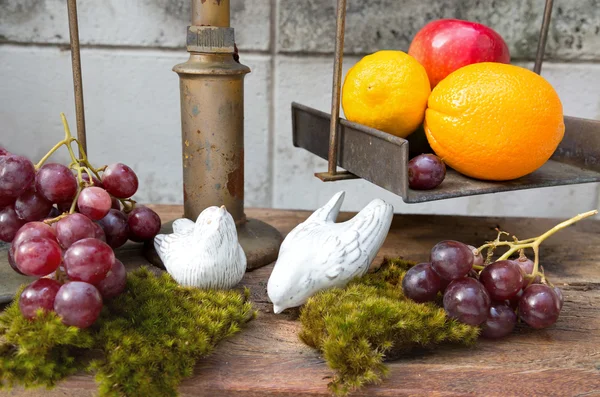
[0, 299, 94, 389]
[0, 267, 255, 396]
[299, 258, 479, 395]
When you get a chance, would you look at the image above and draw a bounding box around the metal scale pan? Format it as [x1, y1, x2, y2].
[291, 0, 600, 203]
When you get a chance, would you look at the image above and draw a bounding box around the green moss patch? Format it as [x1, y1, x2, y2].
[299, 258, 479, 395]
[0, 267, 255, 396]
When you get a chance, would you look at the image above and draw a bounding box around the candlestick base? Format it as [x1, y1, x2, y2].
[143, 218, 283, 271]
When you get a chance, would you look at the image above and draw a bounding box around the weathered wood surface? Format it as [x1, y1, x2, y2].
[9, 206, 600, 396]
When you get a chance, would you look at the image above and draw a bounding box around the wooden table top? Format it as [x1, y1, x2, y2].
[9, 205, 600, 397]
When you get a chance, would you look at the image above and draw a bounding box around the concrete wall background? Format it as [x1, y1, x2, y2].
[1, 0, 599, 217]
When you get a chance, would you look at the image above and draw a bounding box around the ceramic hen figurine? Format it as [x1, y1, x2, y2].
[267, 191, 393, 313]
[154, 205, 246, 289]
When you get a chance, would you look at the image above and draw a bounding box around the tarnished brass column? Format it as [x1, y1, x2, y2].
[174, 0, 247, 223]
[146, 0, 282, 270]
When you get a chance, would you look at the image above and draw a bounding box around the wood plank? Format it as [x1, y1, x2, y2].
[8, 206, 600, 396]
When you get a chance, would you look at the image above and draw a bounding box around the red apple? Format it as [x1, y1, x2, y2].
[408, 19, 510, 88]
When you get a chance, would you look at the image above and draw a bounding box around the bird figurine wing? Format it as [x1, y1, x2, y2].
[344, 198, 393, 264]
[153, 231, 195, 274]
[312, 198, 392, 283]
[315, 230, 364, 282]
[172, 218, 195, 234]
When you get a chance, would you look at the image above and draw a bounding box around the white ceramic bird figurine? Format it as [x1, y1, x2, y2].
[153, 205, 247, 289]
[267, 191, 393, 314]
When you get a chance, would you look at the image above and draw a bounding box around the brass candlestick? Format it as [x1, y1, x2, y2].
[175, 0, 248, 223]
[146, 0, 282, 270]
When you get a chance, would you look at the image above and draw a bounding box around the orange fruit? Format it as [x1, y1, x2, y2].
[424, 63, 564, 181]
[342, 51, 431, 138]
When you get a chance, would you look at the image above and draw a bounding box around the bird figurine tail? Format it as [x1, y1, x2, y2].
[307, 191, 346, 223]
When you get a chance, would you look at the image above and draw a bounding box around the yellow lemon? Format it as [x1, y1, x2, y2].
[342, 50, 431, 138]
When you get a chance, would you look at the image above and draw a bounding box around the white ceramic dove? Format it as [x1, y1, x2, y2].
[154, 205, 247, 289]
[267, 191, 393, 314]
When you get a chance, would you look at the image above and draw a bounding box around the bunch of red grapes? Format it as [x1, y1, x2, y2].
[0, 144, 161, 328]
[402, 240, 564, 339]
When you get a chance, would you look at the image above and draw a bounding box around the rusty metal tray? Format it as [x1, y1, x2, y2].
[292, 102, 600, 203]
[291, 0, 600, 203]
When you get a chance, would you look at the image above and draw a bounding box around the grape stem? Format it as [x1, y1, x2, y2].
[475, 210, 598, 287]
[39, 114, 136, 224]
[120, 198, 137, 213]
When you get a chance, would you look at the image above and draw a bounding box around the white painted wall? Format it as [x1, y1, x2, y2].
[1, 1, 599, 218]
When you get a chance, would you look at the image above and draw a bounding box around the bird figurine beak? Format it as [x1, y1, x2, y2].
[272, 304, 283, 314]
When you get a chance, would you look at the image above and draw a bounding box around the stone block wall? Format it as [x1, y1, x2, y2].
[1, 0, 599, 217]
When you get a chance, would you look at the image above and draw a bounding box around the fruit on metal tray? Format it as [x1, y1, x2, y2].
[408, 153, 446, 190]
[408, 19, 510, 88]
[342, 50, 431, 138]
[425, 63, 564, 181]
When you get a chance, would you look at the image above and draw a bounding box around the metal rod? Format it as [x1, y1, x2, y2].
[66, 0, 87, 156]
[192, 0, 230, 27]
[534, 0, 554, 74]
[327, 0, 347, 175]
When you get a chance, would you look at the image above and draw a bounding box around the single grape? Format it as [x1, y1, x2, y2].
[14, 237, 62, 276]
[12, 221, 57, 248]
[19, 278, 62, 319]
[101, 163, 138, 198]
[92, 222, 107, 242]
[0, 155, 35, 199]
[14, 189, 53, 222]
[96, 259, 127, 299]
[97, 209, 129, 248]
[127, 206, 161, 242]
[81, 173, 104, 188]
[35, 163, 77, 203]
[443, 278, 491, 326]
[408, 154, 446, 190]
[514, 256, 542, 287]
[8, 247, 25, 275]
[54, 281, 103, 328]
[481, 303, 517, 339]
[77, 187, 112, 221]
[64, 238, 114, 284]
[111, 197, 121, 210]
[479, 260, 524, 301]
[0, 206, 25, 242]
[430, 240, 474, 281]
[0, 147, 9, 156]
[401, 262, 442, 303]
[467, 245, 484, 267]
[518, 284, 560, 329]
[55, 213, 96, 249]
[553, 287, 564, 311]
